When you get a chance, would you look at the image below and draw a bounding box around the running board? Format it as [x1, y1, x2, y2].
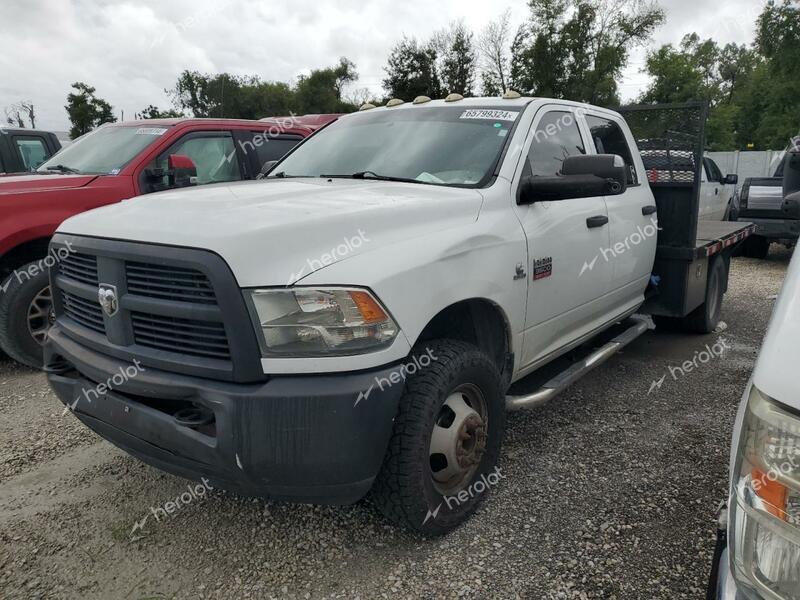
[505, 317, 650, 411]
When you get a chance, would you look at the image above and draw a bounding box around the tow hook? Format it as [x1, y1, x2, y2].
[174, 405, 214, 429]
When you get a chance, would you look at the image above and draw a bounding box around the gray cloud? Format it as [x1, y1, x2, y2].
[0, 0, 761, 132]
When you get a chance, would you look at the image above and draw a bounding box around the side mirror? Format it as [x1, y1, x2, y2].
[167, 154, 197, 188]
[724, 174, 738, 185]
[519, 154, 628, 204]
[257, 160, 279, 180]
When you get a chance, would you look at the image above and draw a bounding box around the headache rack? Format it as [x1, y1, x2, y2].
[616, 102, 755, 319]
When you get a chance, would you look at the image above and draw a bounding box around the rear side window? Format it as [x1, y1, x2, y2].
[14, 137, 51, 171]
[705, 158, 723, 183]
[586, 116, 638, 185]
[526, 111, 586, 177]
[248, 132, 302, 165]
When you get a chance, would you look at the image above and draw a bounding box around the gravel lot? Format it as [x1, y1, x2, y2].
[0, 248, 792, 600]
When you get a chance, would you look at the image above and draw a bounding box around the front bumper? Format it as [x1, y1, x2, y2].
[736, 216, 800, 241]
[45, 325, 404, 504]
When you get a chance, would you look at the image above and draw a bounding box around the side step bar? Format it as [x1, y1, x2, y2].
[506, 317, 650, 411]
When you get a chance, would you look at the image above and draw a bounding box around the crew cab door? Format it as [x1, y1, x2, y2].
[698, 158, 727, 220]
[512, 107, 613, 370]
[582, 112, 657, 305]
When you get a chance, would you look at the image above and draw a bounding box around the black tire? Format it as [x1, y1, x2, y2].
[371, 339, 506, 537]
[743, 235, 770, 259]
[682, 257, 726, 334]
[652, 314, 682, 332]
[0, 261, 53, 369]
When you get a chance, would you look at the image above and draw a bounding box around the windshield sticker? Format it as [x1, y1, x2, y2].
[460, 110, 519, 122]
[498, 129, 509, 137]
[135, 127, 168, 136]
[109, 168, 121, 175]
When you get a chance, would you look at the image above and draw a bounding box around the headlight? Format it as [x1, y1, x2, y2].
[730, 385, 800, 599]
[245, 287, 399, 357]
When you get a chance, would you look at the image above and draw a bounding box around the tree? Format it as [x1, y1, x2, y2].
[436, 21, 478, 96]
[295, 57, 359, 114]
[511, 0, 665, 104]
[135, 105, 184, 119]
[167, 59, 359, 120]
[478, 10, 512, 95]
[383, 37, 442, 100]
[65, 83, 116, 138]
[4, 101, 36, 128]
[4, 106, 24, 128]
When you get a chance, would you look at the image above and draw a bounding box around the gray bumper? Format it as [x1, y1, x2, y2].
[737, 216, 800, 240]
[714, 547, 740, 600]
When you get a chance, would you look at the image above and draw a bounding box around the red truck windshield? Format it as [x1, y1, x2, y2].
[37, 125, 171, 175]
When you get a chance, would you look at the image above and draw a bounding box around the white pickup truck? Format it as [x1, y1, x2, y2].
[712, 250, 800, 600]
[45, 96, 754, 535]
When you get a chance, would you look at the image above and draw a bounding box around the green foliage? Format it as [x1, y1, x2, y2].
[65, 82, 116, 139]
[642, 0, 799, 150]
[166, 58, 358, 120]
[383, 37, 442, 100]
[510, 0, 665, 105]
[436, 22, 478, 96]
[135, 105, 183, 119]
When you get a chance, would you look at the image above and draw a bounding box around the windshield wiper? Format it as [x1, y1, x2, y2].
[321, 171, 424, 185]
[42, 164, 80, 174]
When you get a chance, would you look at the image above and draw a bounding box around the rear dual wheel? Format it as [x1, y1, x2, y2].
[371, 340, 506, 536]
[653, 256, 726, 335]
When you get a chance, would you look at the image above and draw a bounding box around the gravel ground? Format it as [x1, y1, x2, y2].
[0, 248, 792, 600]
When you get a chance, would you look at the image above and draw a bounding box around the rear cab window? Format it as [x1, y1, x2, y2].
[13, 136, 51, 171]
[585, 115, 639, 185]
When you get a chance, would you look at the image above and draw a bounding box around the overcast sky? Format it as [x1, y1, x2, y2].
[0, 0, 766, 133]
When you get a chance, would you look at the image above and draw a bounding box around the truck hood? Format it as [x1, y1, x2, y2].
[57, 178, 485, 287]
[0, 173, 99, 195]
[753, 250, 800, 410]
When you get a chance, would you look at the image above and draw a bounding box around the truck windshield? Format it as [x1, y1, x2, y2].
[37, 125, 170, 175]
[272, 106, 520, 187]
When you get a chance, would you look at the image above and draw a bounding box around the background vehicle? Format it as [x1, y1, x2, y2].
[0, 127, 61, 173]
[730, 137, 800, 259]
[45, 97, 751, 535]
[0, 116, 335, 368]
[710, 247, 800, 600]
[641, 148, 737, 220]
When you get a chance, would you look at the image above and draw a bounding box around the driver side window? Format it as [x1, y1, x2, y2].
[525, 111, 586, 178]
[152, 132, 242, 189]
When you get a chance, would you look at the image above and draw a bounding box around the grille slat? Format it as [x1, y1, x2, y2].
[61, 290, 105, 334]
[126, 262, 217, 305]
[131, 312, 231, 360]
[59, 253, 99, 286]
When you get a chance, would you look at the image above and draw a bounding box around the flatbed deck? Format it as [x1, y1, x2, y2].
[655, 221, 756, 260]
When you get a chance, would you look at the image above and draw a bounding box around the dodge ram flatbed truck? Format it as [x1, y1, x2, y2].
[0, 116, 335, 368]
[44, 95, 752, 536]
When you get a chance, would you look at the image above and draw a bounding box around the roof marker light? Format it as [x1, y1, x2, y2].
[359, 103, 376, 111]
[503, 90, 522, 99]
[444, 93, 464, 102]
[386, 98, 404, 107]
[413, 96, 431, 105]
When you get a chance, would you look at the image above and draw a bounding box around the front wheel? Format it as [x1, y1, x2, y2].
[0, 261, 54, 368]
[371, 340, 506, 536]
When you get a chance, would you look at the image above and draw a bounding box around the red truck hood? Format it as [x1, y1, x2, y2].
[0, 173, 98, 195]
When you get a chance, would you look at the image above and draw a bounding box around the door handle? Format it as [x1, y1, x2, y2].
[715, 188, 720, 195]
[642, 205, 657, 216]
[586, 215, 609, 229]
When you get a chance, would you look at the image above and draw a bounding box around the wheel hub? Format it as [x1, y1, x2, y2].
[429, 384, 489, 495]
[27, 286, 54, 346]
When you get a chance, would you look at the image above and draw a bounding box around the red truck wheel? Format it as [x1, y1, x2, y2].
[0, 261, 53, 369]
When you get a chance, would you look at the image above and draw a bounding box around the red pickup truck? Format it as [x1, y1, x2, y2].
[0, 116, 336, 368]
